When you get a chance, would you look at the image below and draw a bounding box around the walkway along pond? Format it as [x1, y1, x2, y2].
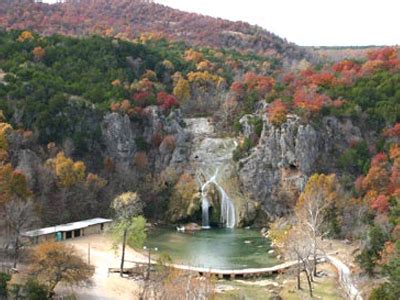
[113, 254, 362, 300]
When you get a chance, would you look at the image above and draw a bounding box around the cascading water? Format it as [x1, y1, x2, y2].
[200, 174, 216, 229]
[186, 118, 237, 229]
[200, 167, 236, 228]
[218, 186, 236, 228]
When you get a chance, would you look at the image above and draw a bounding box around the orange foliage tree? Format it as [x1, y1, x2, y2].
[293, 86, 330, 115]
[267, 99, 288, 126]
[32, 46, 45, 60]
[17, 31, 33, 42]
[29, 242, 94, 297]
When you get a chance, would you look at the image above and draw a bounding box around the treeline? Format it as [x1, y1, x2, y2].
[0, 29, 275, 147]
[0, 0, 307, 60]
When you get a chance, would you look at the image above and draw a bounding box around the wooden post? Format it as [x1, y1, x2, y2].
[88, 242, 91, 265]
[146, 248, 151, 280]
[120, 228, 127, 277]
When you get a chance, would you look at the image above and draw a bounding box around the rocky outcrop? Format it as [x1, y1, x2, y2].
[102, 113, 137, 169]
[101, 107, 189, 172]
[238, 112, 362, 217]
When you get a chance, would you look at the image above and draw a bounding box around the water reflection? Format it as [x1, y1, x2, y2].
[146, 228, 277, 270]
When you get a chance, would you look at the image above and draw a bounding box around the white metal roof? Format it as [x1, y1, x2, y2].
[22, 218, 113, 237]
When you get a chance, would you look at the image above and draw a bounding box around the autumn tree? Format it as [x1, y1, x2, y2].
[173, 78, 190, 103]
[48, 152, 86, 188]
[0, 122, 12, 162]
[17, 31, 33, 42]
[295, 173, 340, 276]
[111, 192, 145, 276]
[156, 92, 178, 110]
[32, 46, 45, 60]
[184, 49, 203, 63]
[0, 166, 30, 206]
[267, 99, 288, 126]
[29, 242, 94, 298]
[293, 86, 329, 115]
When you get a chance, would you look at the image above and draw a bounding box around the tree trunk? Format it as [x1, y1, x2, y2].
[297, 262, 301, 290]
[313, 234, 317, 277]
[120, 228, 127, 277]
[304, 269, 313, 297]
[48, 280, 59, 299]
[313, 253, 317, 278]
[13, 234, 19, 269]
[301, 258, 313, 297]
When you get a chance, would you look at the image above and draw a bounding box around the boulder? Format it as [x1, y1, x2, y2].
[178, 223, 202, 232]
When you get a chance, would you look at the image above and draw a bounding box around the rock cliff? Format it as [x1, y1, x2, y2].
[101, 107, 189, 173]
[238, 107, 362, 218]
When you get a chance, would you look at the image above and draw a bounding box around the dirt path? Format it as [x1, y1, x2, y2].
[321, 239, 363, 299]
[56, 234, 148, 300]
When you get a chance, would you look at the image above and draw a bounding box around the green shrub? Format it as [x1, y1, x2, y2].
[356, 225, 388, 275]
[0, 272, 11, 296]
[233, 137, 254, 162]
[24, 279, 49, 300]
[369, 284, 395, 300]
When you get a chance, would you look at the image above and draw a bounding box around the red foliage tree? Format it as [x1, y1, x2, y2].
[332, 60, 359, 73]
[230, 81, 244, 95]
[133, 91, 150, 103]
[371, 194, 389, 213]
[384, 123, 400, 137]
[309, 72, 335, 87]
[367, 47, 398, 61]
[293, 86, 329, 113]
[156, 92, 178, 110]
[267, 99, 288, 126]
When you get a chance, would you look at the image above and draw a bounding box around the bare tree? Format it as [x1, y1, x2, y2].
[295, 174, 340, 277]
[283, 225, 313, 297]
[141, 268, 215, 300]
[5, 198, 37, 268]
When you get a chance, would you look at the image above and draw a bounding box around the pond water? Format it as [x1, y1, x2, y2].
[145, 227, 277, 270]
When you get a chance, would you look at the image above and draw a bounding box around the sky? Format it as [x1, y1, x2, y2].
[42, 0, 400, 46]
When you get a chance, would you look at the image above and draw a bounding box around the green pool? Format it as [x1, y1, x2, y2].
[145, 227, 277, 270]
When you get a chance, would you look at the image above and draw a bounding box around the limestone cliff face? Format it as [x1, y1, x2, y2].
[238, 109, 362, 218]
[101, 107, 188, 173]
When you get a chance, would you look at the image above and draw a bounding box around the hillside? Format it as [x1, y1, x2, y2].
[309, 46, 400, 63]
[0, 7, 399, 298]
[0, 0, 307, 61]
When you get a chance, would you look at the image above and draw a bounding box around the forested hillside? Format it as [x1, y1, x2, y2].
[0, 16, 398, 299]
[0, 0, 307, 61]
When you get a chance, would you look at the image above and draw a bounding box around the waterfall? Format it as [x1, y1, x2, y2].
[218, 187, 236, 228]
[186, 118, 237, 229]
[201, 168, 236, 229]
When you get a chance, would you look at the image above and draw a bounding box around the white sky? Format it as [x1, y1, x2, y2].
[43, 0, 400, 46]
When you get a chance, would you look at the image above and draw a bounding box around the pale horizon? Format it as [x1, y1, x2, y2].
[41, 0, 400, 47]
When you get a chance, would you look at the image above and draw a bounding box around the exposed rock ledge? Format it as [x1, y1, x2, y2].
[238, 109, 362, 217]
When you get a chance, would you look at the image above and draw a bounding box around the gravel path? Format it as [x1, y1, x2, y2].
[56, 234, 147, 300]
